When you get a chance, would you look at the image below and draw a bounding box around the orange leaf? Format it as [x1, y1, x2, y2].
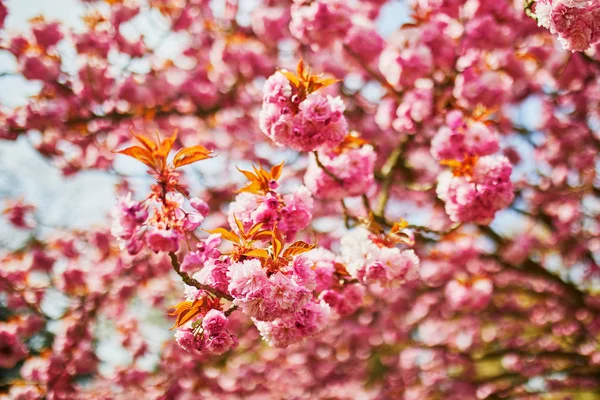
[232, 214, 246, 237]
[297, 59, 307, 80]
[252, 230, 274, 241]
[204, 227, 240, 243]
[271, 235, 283, 258]
[391, 219, 409, 234]
[283, 241, 316, 258]
[131, 131, 157, 152]
[243, 248, 270, 259]
[247, 222, 265, 237]
[169, 299, 205, 329]
[236, 182, 264, 195]
[156, 131, 177, 161]
[279, 68, 301, 88]
[270, 162, 284, 181]
[236, 167, 258, 182]
[173, 145, 213, 168]
[116, 146, 156, 169]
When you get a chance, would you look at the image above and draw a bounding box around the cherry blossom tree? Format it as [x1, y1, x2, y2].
[1, 0, 599, 399]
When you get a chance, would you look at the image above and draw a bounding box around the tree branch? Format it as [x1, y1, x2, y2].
[169, 252, 233, 301]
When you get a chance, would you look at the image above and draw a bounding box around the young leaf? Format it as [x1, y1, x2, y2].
[204, 227, 240, 243]
[173, 145, 213, 168]
[116, 146, 156, 169]
[270, 162, 284, 181]
[282, 241, 316, 258]
[243, 248, 270, 259]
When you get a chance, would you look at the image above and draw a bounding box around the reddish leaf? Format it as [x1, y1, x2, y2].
[204, 227, 240, 243]
[283, 241, 316, 258]
[116, 146, 155, 169]
[243, 248, 270, 259]
[173, 145, 213, 168]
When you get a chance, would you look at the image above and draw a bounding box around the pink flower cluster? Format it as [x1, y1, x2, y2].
[432, 112, 514, 225]
[535, 0, 600, 51]
[436, 155, 514, 225]
[258, 72, 348, 152]
[0, 328, 29, 369]
[3, 199, 35, 229]
[445, 277, 493, 311]
[379, 43, 433, 89]
[111, 192, 210, 255]
[289, 0, 352, 48]
[431, 111, 499, 160]
[340, 227, 420, 285]
[111, 193, 149, 255]
[228, 185, 313, 240]
[228, 258, 313, 322]
[175, 309, 238, 356]
[304, 145, 376, 199]
[180, 234, 222, 274]
[254, 300, 331, 348]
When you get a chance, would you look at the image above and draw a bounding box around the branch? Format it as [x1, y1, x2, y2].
[342, 44, 403, 98]
[313, 151, 343, 185]
[169, 252, 233, 301]
[375, 140, 407, 218]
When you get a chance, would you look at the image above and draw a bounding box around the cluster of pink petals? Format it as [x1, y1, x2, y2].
[340, 227, 420, 285]
[535, 0, 600, 51]
[228, 185, 313, 240]
[431, 111, 499, 160]
[436, 155, 515, 225]
[175, 309, 238, 356]
[180, 234, 222, 274]
[258, 72, 348, 152]
[111, 193, 210, 255]
[227, 258, 313, 322]
[254, 300, 331, 348]
[0, 328, 29, 369]
[289, 0, 352, 48]
[304, 145, 376, 199]
[445, 277, 494, 311]
[3, 199, 35, 229]
[431, 111, 514, 224]
[251, 5, 290, 43]
[110, 193, 149, 255]
[379, 44, 433, 89]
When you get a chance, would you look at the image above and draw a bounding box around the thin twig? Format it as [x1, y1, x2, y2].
[313, 151, 343, 185]
[169, 252, 233, 301]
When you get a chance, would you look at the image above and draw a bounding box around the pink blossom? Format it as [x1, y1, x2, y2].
[379, 45, 433, 88]
[304, 145, 376, 199]
[146, 228, 180, 253]
[259, 72, 347, 152]
[289, 0, 352, 48]
[445, 277, 493, 311]
[21, 56, 60, 82]
[254, 301, 331, 348]
[180, 234, 222, 274]
[111, 193, 148, 253]
[190, 197, 210, 217]
[3, 199, 35, 229]
[202, 309, 228, 336]
[393, 81, 434, 133]
[204, 331, 238, 355]
[344, 17, 385, 63]
[0, 329, 28, 369]
[431, 111, 499, 161]
[193, 259, 231, 294]
[340, 227, 420, 284]
[32, 22, 63, 49]
[251, 6, 290, 42]
[436, 155, 514, 224]
[289, 256, 317, 290]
